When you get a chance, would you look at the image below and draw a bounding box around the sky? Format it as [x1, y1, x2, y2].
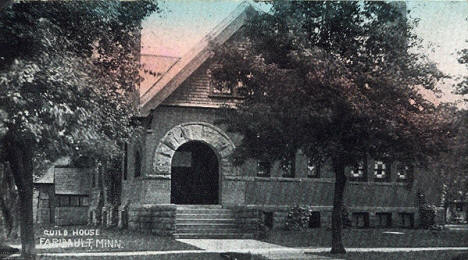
[141, 0, 468, 105]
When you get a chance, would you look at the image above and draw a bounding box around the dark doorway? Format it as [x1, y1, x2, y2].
[171, 141, 219, 204]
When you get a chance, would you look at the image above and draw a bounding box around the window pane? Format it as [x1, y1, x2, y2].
[374, 160, 390, 182]
[58, 195, 69, 207]
[307, 159, 320, 178]
[70, 196, 80, 207]
[257, 161, 271, 177]
[350, 160, 367, 181]
[80, 196, 89, 206]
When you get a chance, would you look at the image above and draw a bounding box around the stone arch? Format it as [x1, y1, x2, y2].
[152, 122, 235, 176]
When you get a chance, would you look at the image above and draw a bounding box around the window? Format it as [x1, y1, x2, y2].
[352, 212, 370, 227]
[349, 160, 367, 181]
[80, 197, 89, 206]
[56, 195, 89, 207]
[257, 160, 271, 177]
[396, 163, 413, 182]
[58, 195, 70, 207]
[307, 159, 320, 178]
[455, 203, 463, 212]
[70, 196, 80, 207]
[399, 213, 414, 228]
[263, 212, 274, 229]
[376, 212, 392, 227]
[308, 212, 321, 228]
[208, 68, 248, 98]
[134, 150, 141, 178]
[374, 160, 391, 182]
[281, 160, 295, 178]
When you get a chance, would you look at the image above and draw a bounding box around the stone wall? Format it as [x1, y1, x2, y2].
[55, 207, 88, 225]
[128, 204, 176, 236]
[234, 205, 419, 230]
[35, 185, 55, 224]
[227, 206, 262, 238]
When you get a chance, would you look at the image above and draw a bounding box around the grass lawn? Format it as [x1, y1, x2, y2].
[262, 228, 468, 248]
[4, 225, 199, 253]
[35, 253, 225, 260]
[317, 251, 468, 260]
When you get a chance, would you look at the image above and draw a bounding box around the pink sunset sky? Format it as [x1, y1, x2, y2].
[141, 0, 467, 106]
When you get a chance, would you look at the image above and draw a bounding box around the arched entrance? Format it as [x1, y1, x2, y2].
[171, 141, 219, 204]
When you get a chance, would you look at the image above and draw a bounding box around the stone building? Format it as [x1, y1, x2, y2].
[119, 2, 428, 238]
[35, 166, 92, 225]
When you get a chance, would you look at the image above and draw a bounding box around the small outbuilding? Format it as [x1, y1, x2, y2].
[35, 166, 92, 225]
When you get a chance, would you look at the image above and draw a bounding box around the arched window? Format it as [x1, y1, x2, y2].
[349, 159, 367, 182]
[134, 150, 141, 178]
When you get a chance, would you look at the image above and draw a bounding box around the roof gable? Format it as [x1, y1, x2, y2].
[139, 1, 255, 115]
[54, 167, 91, 195]
[139, 55, 180, 97]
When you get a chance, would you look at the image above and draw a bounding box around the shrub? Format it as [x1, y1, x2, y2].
[418, 191, 436, 228]
[285, 205, 312, 231]
[419, 203, 436, 228]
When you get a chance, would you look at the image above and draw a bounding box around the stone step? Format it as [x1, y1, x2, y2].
[174, 205, 255, 239]
[259, 251, 343, 260]
[177, 218, 237, 224]
[176, 213, 234, 219]
[177, 227, 239, 233]
[176, 209, 232, 214]
[176, 223, 238, 231]
[176, 205, 222, 209]
[173, 232, 255, 239]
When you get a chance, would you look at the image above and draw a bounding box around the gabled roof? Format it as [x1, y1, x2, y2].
[139, 55, 180, 96]
[139, 1, 255, 116]
[35, 157, 71, 184]
[54, 167, 91, 195]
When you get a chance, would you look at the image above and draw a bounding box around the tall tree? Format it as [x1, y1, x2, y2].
[436, 109, 468, 207]
[211, 1, 454, 253]
[456, 44, 468, 98]
[0, 1, 159, 258]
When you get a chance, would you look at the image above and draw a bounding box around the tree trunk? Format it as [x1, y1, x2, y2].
[331, 158, 347, 254]
[4, 135, 35, 259]
[0, 162, 19, 239]
[290, 152, 296, 178]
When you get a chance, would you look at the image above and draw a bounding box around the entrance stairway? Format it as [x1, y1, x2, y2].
[174, 205, 255, 239]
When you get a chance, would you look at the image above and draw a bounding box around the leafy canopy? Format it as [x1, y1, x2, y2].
[0, 1, 159, 170]
[212, 1, 454, 169]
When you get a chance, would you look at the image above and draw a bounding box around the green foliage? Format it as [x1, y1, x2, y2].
[212, 2, 456, 252]
[417, 192, 437, 228]
[456, 45, 468, 96]
[285, 206, 313, 231]
[431, 109, 468, 205]
[213, 1, 455, 171]
[0, 1, 159, 170]
[285, 205, 350, 230]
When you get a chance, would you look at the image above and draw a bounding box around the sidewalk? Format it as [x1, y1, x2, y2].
[6, 240, 468, 259]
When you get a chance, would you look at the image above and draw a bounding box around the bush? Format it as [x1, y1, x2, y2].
[419, 203, 436, 228]
[285, 205, 351, 231]
[285, 205, 312, 231]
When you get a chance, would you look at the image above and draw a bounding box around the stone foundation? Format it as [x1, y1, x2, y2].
[101, 205, 118, 228]
[118, 204, 129, 229]
[234, 205, 419, 230]
[55, 207, 88, 225]
[128, 204, 176, 236]
[228, 206, 262, 238]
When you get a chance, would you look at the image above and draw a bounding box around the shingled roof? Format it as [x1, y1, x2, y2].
[54, 167, 91, 195]
[139, 55, 180, 96]
[139, 1, 255, 116]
